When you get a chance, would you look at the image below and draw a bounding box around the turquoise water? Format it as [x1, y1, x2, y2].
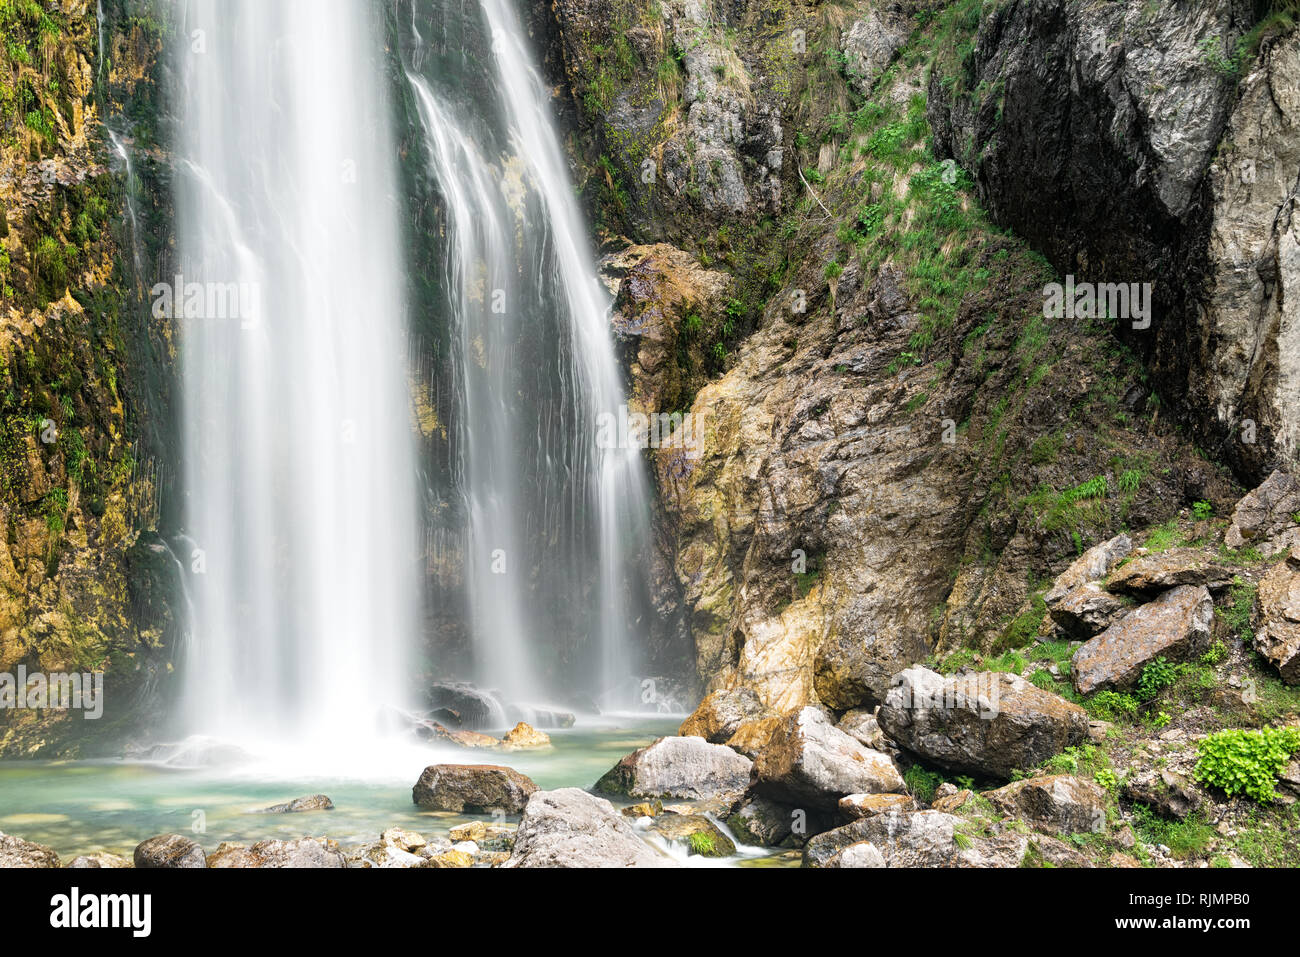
[0, 718, 709, 861]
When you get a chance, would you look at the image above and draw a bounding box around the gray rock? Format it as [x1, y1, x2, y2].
[134, 834, 205, 869]
[803, 809, 1026, 868]
[1105, 549, 1233, 595]
[66, 852, 131, 869]
[501, 788, 673, 868]
[878, 667, 1089, 779]
[835, 707, 885, 749]
[412, 764, 538, 814]
[1225, 471, 1300, 554]
[838, 792, 918, 820]
[678, 687, 768, 743]
[1255, 547, 1300, 684]
[207, 837, 346, 868]
[255, 794, 334, 813]
[1124, 769, 1204, 820]
[841, 11, 910, 97]
[1043, 534, 1133, 608]
[726, 795, 800, 847]
[984, 775, 1108, 835]
[0, 832, 60, 868]
[594, 735, 753, 800]
[1048, 582, 1132, 639]
[754, 707, 904, 807]
[822, 841, 886, 868]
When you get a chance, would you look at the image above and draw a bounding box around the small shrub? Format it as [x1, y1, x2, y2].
[903, 764, 944, 802]
[1194, 726, 1300, 803]
[1192, 500, 1214, 521]
[1137, 657, 1179, 701]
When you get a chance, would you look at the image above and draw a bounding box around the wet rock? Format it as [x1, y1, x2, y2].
[1225, 471, 1300, 555]
[502, 788, 672, 868]
[984, 775, 1108, 835]
[1123, 769, 1204, 820]
[593, 735, 753, 801]
[426, 681, 502, 729]
[650, 813, 736, 858]
[726, 795, 800, 847]
[411, 764, 538, 814]
[878, 667, 1089, 779]
[1071, 585, 1214, 694]
[500, 722, 550, 750]
[431, 725, 502, 750]
[620, 801, 664, 819]
[134, 834, 205, 869]
[1105, 549, 1233, 595]
[803, 810, 1026, 868]
[822, 841, 886, 868]
[1043, 534, 1133, 608]
[0, 832, 60, 868]
[255, 794, 334, 813]
[1048, 583, 1132, 639]
[66, 852, 131, 869]
[207, 838, 345, 868]
[1255, 547, 1300, 684]
[678, 687, 768, 744]
[838, 792, 917, 820]
[754, 707, 904, 807]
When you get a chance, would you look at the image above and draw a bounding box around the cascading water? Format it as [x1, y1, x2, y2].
[170, 0, 420, 753]
[404, 0, 656, 709]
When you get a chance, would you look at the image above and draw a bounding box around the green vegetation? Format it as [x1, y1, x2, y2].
[903, 764, 944, 802]
[1130, 804, 1215, 860]
[686, 831, 717, 856]
[1194, 726, 1300, 803]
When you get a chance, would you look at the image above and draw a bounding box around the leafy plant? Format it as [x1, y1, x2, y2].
[1137, 657, 1179, 701]
[1194, 726, 1300, 803]
[687, 831, 717, 856]
[1192, 500, 1214, 521]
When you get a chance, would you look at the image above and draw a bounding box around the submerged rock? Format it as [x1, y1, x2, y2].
[502, 788, 672, 868]
[412, 764, 538, 814]
[726, 795, 804, 847]
[984, 775, 1107, 835]
[208, 838, 346, 868]
[594, 735, 753, 800]
[1255, 546, 1300, 684]
[1071, 585, 1214, 694]
[878, 667, 1088, 779]
[650, 813, 736, 858]
[754, 707, 904, 808]
[0, 832, 60, 868]
[255, 794, 334, 813]
[134, 834, 206, 869]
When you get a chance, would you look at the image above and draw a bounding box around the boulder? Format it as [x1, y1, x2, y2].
[1027, 836, 1093, 868]
[838, 792, 917, 820]
[1043, 534, 1133, 607]
[500, 722, 551, 750]
[425, 850, 474, 868]
[835, 708, 885, 749]
[207, 838, 346, 868]
[877, 667, 1089, 779]
[348, 842, 428, 869]
[380, 828, 427, 853]
[66, 852, 131, 869]
[0, 832, 60, 868]
[649, 813, 736, 858]
[822, 841, 886, 868]
[1123, 769, 1203, 819]
[426, 681, 502, 729]
[932, 789, 972, 813]
[593, 736, 753, 800]
[1225, 471, 1300, 555]
[411, 764, 538, 814]
[1255, 547, 1300, 684]
[841, 10, 911, 96]
[723, 717, 783, 759]
[501, 788, 672, 868]
[134, 834, 206, 869]
[754, 707, 904, 807]
[1047, 583, 1132, 639]
[984, 775, 1108, 835]
[255, 794, 334, 813]
[803, 810, 1026, 868]
[678, 687, 767, 743]
[1071, 585, 1214, 694]
[1105, 549, 1232, 595]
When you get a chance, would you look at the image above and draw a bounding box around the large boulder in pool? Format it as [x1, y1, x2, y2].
[593, 736, 753, 800]
[207, 837, 346, 868]
[878, 667, 1088, 779]
[426, 681, 502, 729]
[0, 832, 60, 868]
[501, 788, 672, 868]
[753, 707, 904, 807]
[134, 834, 206, 869]
[412, 764, 538, 814]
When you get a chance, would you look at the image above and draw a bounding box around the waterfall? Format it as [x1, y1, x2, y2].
[170, 0, 420, 750]
[405, 0, 654, 706]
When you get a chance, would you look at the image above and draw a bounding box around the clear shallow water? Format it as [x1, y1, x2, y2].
[0, 718, 785, 865]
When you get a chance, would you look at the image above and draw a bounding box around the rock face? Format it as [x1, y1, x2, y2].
[0, 832, 60, 868]
[1105, 549, 1232, 595]
[984, 775, 1108, 835]
[207, 838, 346, 868]
[841, 10, 910, 97]
[1255, 548, 1300, 684]
[803, 810, 1026, 868]
[134, 834, 206, 869]
[411, 765, 538, 814]
[594, 736, 753, 800]
[256, 794, 334, 813]
[678, 687, 768, 744]
[753, 707, 904, 807]
[502, 788, 671, 868]
[1071, 585, 1214, 694]
[878, 668, 1089, 779]
[1225, 472, 1300, 555]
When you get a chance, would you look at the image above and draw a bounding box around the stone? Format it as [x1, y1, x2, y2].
[1027, 836, 1092, 868]
[1105, 549, 1233, 595]
[841, 11, 911, 97]
[348, 842, 428, 869]
[0, 832, 60, 868]
[1043, 534, 1133, 607]
[1225, 471, 1300, 555]
[134, 834, 205, 869]
[593, 735, 753, 800]
[878, 667, 1089, 779]
[501, 788, 672, 868]
[984, 775, 1108, 835]
[678, 687, 767, 743]
[932, 789, 972, 813]
[726, 795, 801, 847]
[381, 828, 427, 852]
[754, 707, 904, 807]
[1071, 585, 1214, 694]
[1255, 549, 1300, 684]
[650, 813, 736, 857]
[838, 792, 917, 820]
[500, 722, 550, 749]
[835, 708, 885, 749]
[822, 841, 886, 868]
[255, 793, 334, 813]
[426, 681, 502, 729]
[411, 764, 538, 814]
[620, 801, 663, 819]
[1123, 769, 1204, 819]
[425, 850, 474, 868]
[207, 838, 345, 868]
[724, 716, 783, 759]
[803, 810, 1026, 868]
[1047, 582, 1132, 639]
[66, 852, 131, 869]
